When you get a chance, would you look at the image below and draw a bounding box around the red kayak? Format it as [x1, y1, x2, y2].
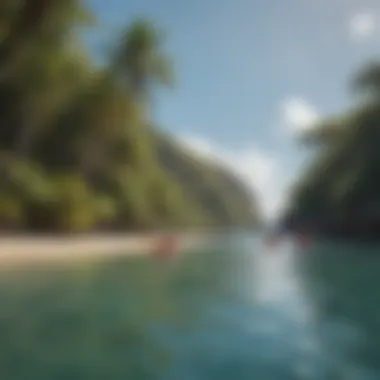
[152, 235, 179, 260]
[294, 229, 312, 250]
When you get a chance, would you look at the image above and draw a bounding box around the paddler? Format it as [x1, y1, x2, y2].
[153, 234, 179, 260]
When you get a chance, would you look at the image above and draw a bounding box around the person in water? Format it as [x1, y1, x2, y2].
[153, 234, 179, 259]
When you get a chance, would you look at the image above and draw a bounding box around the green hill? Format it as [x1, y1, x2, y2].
[0, 3, 260, 232]
[284, 63, 380, 238]
[154, 133, 259, 227]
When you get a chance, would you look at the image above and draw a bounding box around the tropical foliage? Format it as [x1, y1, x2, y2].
[0, 0, 259, 232]
[285, 62, 380, 234]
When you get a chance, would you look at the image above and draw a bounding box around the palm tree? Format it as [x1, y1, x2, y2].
[0, 0, 93, 81]
[112, 19, 174, 120]
[0, 0, 94, 156]
[299, 63, 380, 148]
[352, 62, 380, 100]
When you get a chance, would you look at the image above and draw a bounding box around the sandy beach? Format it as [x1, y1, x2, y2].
[0, 232, 205, 267]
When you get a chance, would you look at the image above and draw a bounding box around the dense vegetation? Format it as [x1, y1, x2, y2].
[284, 62, 380, 237]
[0, 0, 259, 232]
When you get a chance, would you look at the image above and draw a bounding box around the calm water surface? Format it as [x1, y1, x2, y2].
[1, 234, 380, 379]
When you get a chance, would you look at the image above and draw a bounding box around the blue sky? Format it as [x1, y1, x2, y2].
[84, 0, 380, 219]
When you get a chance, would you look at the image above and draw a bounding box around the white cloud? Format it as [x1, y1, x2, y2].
[176, 135, 217, 160]
[282, 97, 319, 135]
[349, 12, 376, 40]
[177, 134, 286, 220]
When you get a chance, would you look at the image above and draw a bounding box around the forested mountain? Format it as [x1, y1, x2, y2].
[284, 62, 380, 237]
[154, 133, 259, 227]
[0, 0, 259, 232]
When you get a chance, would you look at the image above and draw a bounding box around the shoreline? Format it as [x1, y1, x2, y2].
[0, 232, 207, 267]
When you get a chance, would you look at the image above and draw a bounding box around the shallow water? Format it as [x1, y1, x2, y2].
[0, 234, 380, 379]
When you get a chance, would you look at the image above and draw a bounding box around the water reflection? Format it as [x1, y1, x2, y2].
[299, 243, 380, 379]
[1, 235, 380, 379]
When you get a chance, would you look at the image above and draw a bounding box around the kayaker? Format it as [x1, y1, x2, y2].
[153, 234, 179, 260]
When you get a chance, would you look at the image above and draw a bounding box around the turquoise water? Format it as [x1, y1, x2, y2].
[0, 234, 380, 379]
